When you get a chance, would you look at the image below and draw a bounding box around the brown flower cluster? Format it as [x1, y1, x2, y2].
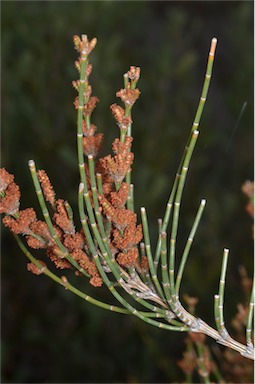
[1, 168, 102, 287]
[1, 36, 147, 288]
[73, 43, 103, 158]
[0, 168, 20, 215]
[73, 34, 97, 56]
[100, 137, 134, 184]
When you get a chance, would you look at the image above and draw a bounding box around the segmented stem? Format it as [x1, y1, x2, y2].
[155, 37, 217, 265]
[175, 199, 206, 296]
[169, 130, 199, 298]
[246, 279, 255, 347]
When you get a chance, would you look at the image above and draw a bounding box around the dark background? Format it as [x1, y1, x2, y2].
[1, 1, 254, 383]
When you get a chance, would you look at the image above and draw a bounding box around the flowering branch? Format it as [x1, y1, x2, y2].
[1, 34, 254, 361]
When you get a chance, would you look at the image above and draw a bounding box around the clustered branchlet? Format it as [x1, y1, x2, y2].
[1, 35, 254, 366]
[1, 34, 145, 288]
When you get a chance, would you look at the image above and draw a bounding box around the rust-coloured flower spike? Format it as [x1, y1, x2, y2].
[140, 255, 149, 272]
[127, 66, 141, 82]
[83, 96, 99, 116]
[82, 121, 97, 136]
[112, 222, 143, 249]
[26, 220, 55, 249]
[110, 182, 129, 208]
[82, 134, 104, 157]
[2, 208, 36, 235]
[0, 182, 21, 215]
[53, 199, 75, 234]
[71, 249, 102, 287]
[0, 168, 14, 194]
[38, 170, 56, 207]
[110, 103, 132, 132]
[27, 260, 46, 275]
[47, 246, 72, 270]
[110, 103, 125, 124]
[117, 248, 139, 267]
[116, 85, 140, 106]
[73, 34, 97, 56]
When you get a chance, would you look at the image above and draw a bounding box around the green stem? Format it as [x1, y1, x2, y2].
[217, 248, 229, 334]
[175, 199, 206, 296]
[78, 184, 188, 331]
[14, 234, 129, 314]
[28, 160, 90, 278]
[169, 131, 199, 298]
[154, 38, 217, 265]
[141, 207, 167, 302]
[246, 278, 254, 347]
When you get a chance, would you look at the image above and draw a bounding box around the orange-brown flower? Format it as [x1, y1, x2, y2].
[110, 104, 132, 131]
[139, 255, 149, 272]
[116, 85, 140, 106]
[127, 66, 141, 82]
[83, 134, 103, 157]
[63, 232, 85, 252]
[27, 260, 46, 275]
[117, 248, 139, 267]
[26, 219, 63, 249]
[100, 137, 134, 183]
[71, 249, 102, 287]
[110, 182, 129, 208]
[113, 222, 142, 249]
[38, 169, 56, 207]
[73, 35, 97, 56]
[83, 96, 99, 116]
[82, 121, 97, 137]
[3, 208, 36, 234]
[0, 168, 14, 193]
[47, 245, 72, 269]
[0, 182, 20, 215]
[53, 199, 75, 234]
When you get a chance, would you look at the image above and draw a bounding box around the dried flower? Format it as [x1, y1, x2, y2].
[38, 169, 56, 207]
[53, 199, 75, 234]
[0, 182, 20, 215]
[117, 248, 139, 267]
[113, 222, 142, 249]
[3, 208, 36, 234]
[47, 245, 72, 269]
[139, 255, 149, 272]
[83, 96, 99, 116]
[82, 134, 103, 157]
[27, 260, 46, 275]
[110, 182, 129, 208]
[116, 85, 140, 106]
[73, 34, 97, 56]
[127, 66, 140, 82]
[82, 121, 97, 137]
[100, 137, 134, 183]
[71, 249, 102, 287]
[63, 232, 85, 252]
[0, 168, 14, 194]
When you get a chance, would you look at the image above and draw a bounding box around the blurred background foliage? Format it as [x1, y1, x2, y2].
[1, 1, 253, 383]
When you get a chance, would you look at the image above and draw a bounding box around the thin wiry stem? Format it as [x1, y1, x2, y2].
[140, 206, 166, 302]
[246, 279, 255, 348]
[217, 248, 229, 336]
[169, 130, 199, 298]
[78, 184, 187, 331]
[15, 233, 165, 319]
[175, 199, 206, 296]
[154, 37, 217, 266]
[28, 159, 90, 278]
